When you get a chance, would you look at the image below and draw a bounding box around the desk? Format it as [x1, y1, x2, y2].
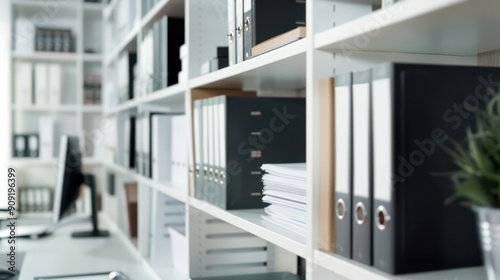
[1, 214, 161, 280]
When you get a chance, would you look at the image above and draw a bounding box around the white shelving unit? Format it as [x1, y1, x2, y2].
[8, 0, 105, 206]
[4, 0, 495, 279]
[98, 0, 495, 279]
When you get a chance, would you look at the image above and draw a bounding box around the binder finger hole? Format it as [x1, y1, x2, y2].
[336, 199, 346, 220]
[355, 202, 366, 225]
[376, 206, 390, 230]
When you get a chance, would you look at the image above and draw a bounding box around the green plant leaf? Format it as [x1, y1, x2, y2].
[482, 171, 500, 184]
[487, 92, 500, 116]
[455, 178, 495, 207]
[438, 141, 475, 174]
[467, 128, 494, 173]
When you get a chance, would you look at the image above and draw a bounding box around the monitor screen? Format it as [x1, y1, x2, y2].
[52, 135, 83, 224]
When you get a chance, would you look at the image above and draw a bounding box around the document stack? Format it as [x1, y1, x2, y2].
[261, 163, 307, 238]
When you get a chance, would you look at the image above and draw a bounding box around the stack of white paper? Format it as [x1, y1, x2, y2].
[261, 163, 307, 237]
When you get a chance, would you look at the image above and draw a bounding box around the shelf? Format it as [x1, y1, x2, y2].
[189, 197, 307, 258]
[313, 250, 485, 280]
[153, 267, 188, 280]
[83, 2, 104, 12]
[104, 83, 186, 117]
[141, 0, 184, 29]
[104, 99, 139, 117]
[103, 0, 118, 20]
[104, 25, 139, 67]
[140, 83, 186, 105]
[314, 0, 500, 56]
[12, 0, 76, 14]
[12, 105, 79, 113]
[104, 161, 135, 177]
[83, 158, 101, 165]
[190, 39, 307, 90]
[10, 157, 101, 166]
[13, 105, 101, 113]
[12, 52, 77, 62]
[83, 105, 103, 113]
[103, 162, 187, 203]
[82, 53, 103, 62]
[135, 174, 187, 203]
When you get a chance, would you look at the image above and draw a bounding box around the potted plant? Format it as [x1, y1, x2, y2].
[443, 93, 500, 280]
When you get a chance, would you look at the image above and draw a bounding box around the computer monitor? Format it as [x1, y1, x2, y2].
[53, 135, 109, 238]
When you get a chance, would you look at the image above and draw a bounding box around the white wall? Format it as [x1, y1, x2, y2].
[0, 1, 12, 209]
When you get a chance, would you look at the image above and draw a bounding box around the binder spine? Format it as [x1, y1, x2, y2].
[227, 0, 236, 65]
[130, 116, 136, 169]
[194, 100, 203, 199]
[161, 16, 168, 88]
[28, 135, 39, 158]
[243, 0, 252, 60]
[153, 21, 159, 91]
[213, 96, 221, 206]
[143, 114, 150, 177]
[334, 73, 353, 258]
[201, 99, 210, 201]
[208, 98, 214, 185]
[352, 69, 373, 266]
[235, 0, 244, 63]
[219, 97, 227, 209]
[135, 114, 141, 173]
[151, 115, 159, 180]
[371, 64, 395, 274]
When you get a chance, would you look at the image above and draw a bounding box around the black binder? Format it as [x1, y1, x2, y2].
[195, 96, 306, 210]
[351, 69, 372, 266]
[243, 0, 305, 60]
[13, 135, 27, 158]
[165, 17, 184, 86]
[333, 72, 353, 259]
[27, 134, 39, 158]
[128, 116, 136, 168]
[371, 63, 498, 274]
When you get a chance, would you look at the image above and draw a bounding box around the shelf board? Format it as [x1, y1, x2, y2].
[315, 0, 500, 56]
[153, 267, 188, 280]
[313, 250, 485, 280]
[189, 39, 307, 90]
[135, 174, 187, 203]
[82, 105, 103, 113]
[12, 105, 79, 113]
[104, 25, 139, 66]
[104, 99, 139, 117]
[82, 2, 103, 12]
[103, 0, 118, 20]
[12, 52, 77, 62]
[104, 83, 186, 117]
[103, 162, 187, 203]
[12, 0, 76, 14]
[10, 157, 101, 166]
[83, 158, 101, 165]
[141, 0, 185, 29]
[189, 197, 307, 258]
[82, 53, 103, 62]
[104, 161, 136, 177]
[140, 83, 186, 105]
